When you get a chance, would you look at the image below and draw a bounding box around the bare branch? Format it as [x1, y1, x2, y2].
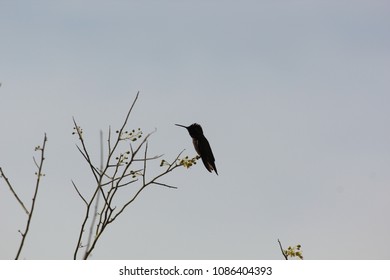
[110, 151, 182, 223]
[72, 118, 100, 183]
[278, 239, 288, 260]
[74, 144, 101, 178]
[169, 150, 185, 169]
[117, 91, 140, 140]
[33, 156, 39, 169]
[103, 91, 139, 170]
[15, 133, 48, 260]
[72, 180, 88, 206]
[116, 178, 138, 188]
[152, 182, 178, 189]
[142, 142, 148, 186]
[0, 167, 29, 215]
[107, 126, 112, 156]
[84, 131, 104, 258]
[71, 92, 187, 259]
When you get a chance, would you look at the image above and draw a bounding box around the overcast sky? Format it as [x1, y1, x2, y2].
[1, 1, 389, 260]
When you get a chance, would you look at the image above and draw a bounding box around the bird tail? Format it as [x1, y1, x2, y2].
[202, 158, 218, 175]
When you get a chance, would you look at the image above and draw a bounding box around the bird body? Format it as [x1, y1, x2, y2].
[175, 123, 218, 175]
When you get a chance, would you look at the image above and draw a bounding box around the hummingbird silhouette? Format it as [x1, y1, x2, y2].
[175, 123, 218, 175]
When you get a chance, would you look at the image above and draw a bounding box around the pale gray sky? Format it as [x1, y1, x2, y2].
[1, 1, 389, 259]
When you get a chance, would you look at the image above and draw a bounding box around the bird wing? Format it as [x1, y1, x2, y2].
[192, 138, 201, 156]
[197, 137, 218, 175]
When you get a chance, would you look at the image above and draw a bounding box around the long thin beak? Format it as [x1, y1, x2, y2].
[175, 124, 187, 128]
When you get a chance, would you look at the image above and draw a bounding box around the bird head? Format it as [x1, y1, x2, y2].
[175, 123, 204, 138]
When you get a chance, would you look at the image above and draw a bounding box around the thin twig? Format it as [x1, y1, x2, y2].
[107, 126, 112, 155]
[72, 180, 88, 206]
[142, 142, 148, 186]
[0, 167, 29, 215]
[152, 182, 178, 189]
[84, 130, 104, 258]
[73, 118, 100, 182]
[132, 154, 163, 161]
[278, 239, 288, 260]
[104, 91, 139, 170]
[15, 133, 47, 260]
[33, 157, 40, 169]
[116, 178, 138, 188]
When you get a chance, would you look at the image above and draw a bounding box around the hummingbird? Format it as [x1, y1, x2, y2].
[175, 123, 218, 175]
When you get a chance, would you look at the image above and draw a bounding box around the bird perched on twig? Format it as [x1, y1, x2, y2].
[175, 123, 218, 175]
